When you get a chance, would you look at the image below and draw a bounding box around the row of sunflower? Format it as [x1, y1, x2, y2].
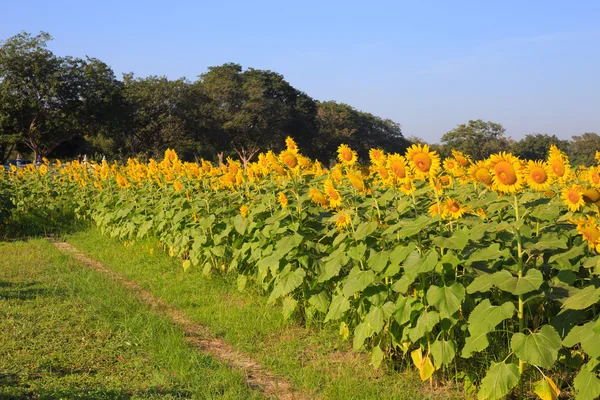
[5, 138, 600, 399]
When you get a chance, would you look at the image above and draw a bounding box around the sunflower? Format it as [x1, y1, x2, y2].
[443, 158, 460, 175]
[582, 187, 600, 204]
[324, 179, 342, 208]
[443, 198, 467, 219]
[386, 154, 408, 182]
[309, 188, 329, 207]
[240, 205, 249, 217]
[562, 185, 585, 212]
[278, 192, 289, 208]
[334, 209, 351, 229]
[596, 151, 600, 164]
[487, 152, 524, 193]
[572, 216, 600, 252]
[476, 208, 487, 220]
[377, 165, 390, 181]
[173, 180, 184, 191]
[451, 150, 472, 168]
[39, 164, 48, 175]
[369, 148, 386, 165]
[399, 179, 416, 195]
[428, 203, 442, 217]
[525, 160, 552, 191]
[164, 148, 178, 162]
[548, 148, 571, 183]
[337, 144, 358, 166]
[587, 167, 600, 188]
[405, 144, 441, 179]
[280, 149, 298, 169]
[347, 172, 366, 192]
[285, 136, 298, 152]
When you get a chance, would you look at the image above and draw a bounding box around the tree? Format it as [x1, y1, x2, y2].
[0, 32, 122, 161]
[314, 101, 408, 163]
[568, 132, 600, 167]
[512, 133, 569, 161]
[121, 74, 208, 160]
[440, 120, 511, 160]
[198, 63, 318, 167]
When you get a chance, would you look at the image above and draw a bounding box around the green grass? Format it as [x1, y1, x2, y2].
[0, 239, 262, 399]
[68, 228, 464, 400]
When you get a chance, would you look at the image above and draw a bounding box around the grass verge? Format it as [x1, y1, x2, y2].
[68, 228, 464, 400]
[0, 239, 261, 399]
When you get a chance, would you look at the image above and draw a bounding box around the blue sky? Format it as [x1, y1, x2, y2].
[2, 0, 599, 143]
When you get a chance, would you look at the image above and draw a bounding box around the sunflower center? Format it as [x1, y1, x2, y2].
[552, 161, 565, 176]
[342, 149, 353, 161]
[413, 154, 431, 172]
[448, 202, 460, 212]
[531, 168, 547, 183]
[391, 162, 406, 178]
[568, 191, 580, 204]
[475, 169, 492, 185]
[282, 153, 298, 168]
[494, 161, 517, 185]
[379, 166, 389, 179]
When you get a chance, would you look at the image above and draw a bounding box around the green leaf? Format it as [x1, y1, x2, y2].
[563, 321, 600, 358]
[468, 299, 515, 336]
[561, 286, 600, 311]
[182, 259, 191, 272]
[426, 282, 465, 319]
[275, 233, 303, 256]
[430, 339, 456, 369]
[267, 266, 305, 303]
[433, 228, 469, 251]
[398, 215, 436, 239]
[365, 302, 395, 334]
[408, 311, 439, 342]
[394, 296, 415, 325]
[462, 331, 490, 358]
[353, 322, 375, 350]
[367, 249, 390, 273]
[308, 291, 331, 313]
[342, 268, 376, 298]
[477, 362, 520, 400]
[468, 243, 511, 263]
[533, 376, 560, 400]
[526, 234, 568, 253]
[282, 297, 297, 320]
[404, 249, 438, 278]
[324, 295, 350, 322]
[493, 269, 543, 295]
[354, 221, 378, 241]
[347, 242, 367, 261]
[371, 346, 384, 369]
[389, 243, 416, 265]
[317, 257, 345, 283]
[233, 214, 247, 234]
[467, 273, 495, 294]
[574, 364, 600, 400]
[511, 325, 561, 368]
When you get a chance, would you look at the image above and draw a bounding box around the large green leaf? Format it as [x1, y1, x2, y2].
[561, 286, 600, 311]
[393, 295, 416, 325]
[342, 268, 376, 297]
[353, 321, 375, 350]
[354, 221, 378, 241]
[466, 273, 495, 294]
[398, 215, 435, 239]
[408, 311, 439, 342]
[404, 249, 438, 278]
[430, 339, 456, 369]
[324, 294, 350, 322]
[574, 363, 600, 400]
[493, 269, 543, 295]
[477, 362, 520, 400]
[426, 282, 465, 319]
[317, 257, 345, 283]
[511, 325, 561, 368]
[468, 243, 510, 263]
[365, 302, 395, 334]
[563, 321, 600, 358]
[468, 299, 515, 335]
[367, 249, 390, 273]
[268, 266, 305, 303]
[433, 228, 469, 251]
[462, 331, 490, 358]
[275, 233, 303, 256]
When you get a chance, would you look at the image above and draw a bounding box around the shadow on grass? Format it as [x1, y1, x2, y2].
[0, 386, 193, 400]
[0, 208, 89, 242]
[0, 281, 63, 301]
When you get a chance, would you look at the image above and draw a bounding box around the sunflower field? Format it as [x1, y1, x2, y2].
[4, 139, 600, 399]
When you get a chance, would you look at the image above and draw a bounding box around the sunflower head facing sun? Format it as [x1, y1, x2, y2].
[337, 144, 358, 166]
[525, 160, 553, 191]
[469, 161, 493, 187]
[562, 184, 585, 212]
[405, 144, 441, 179]
[443, 198, 467, 219]
[572, 215, 600, 253]
[386, 154, 408, 182]
[487, 152, 524, 193]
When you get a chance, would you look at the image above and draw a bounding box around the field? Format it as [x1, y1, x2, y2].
[2, 140, 600, 399]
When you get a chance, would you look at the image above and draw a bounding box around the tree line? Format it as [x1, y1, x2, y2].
[1, 32, 598, 166]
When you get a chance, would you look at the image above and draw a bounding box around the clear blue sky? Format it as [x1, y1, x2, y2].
[2, 0, 599, 143]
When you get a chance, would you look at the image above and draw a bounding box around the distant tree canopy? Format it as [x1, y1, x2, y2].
[0, 31, 597, 166]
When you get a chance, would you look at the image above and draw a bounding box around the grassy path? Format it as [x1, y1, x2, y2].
[67, 228, 462, 400]
[0, 239, 261, 399]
